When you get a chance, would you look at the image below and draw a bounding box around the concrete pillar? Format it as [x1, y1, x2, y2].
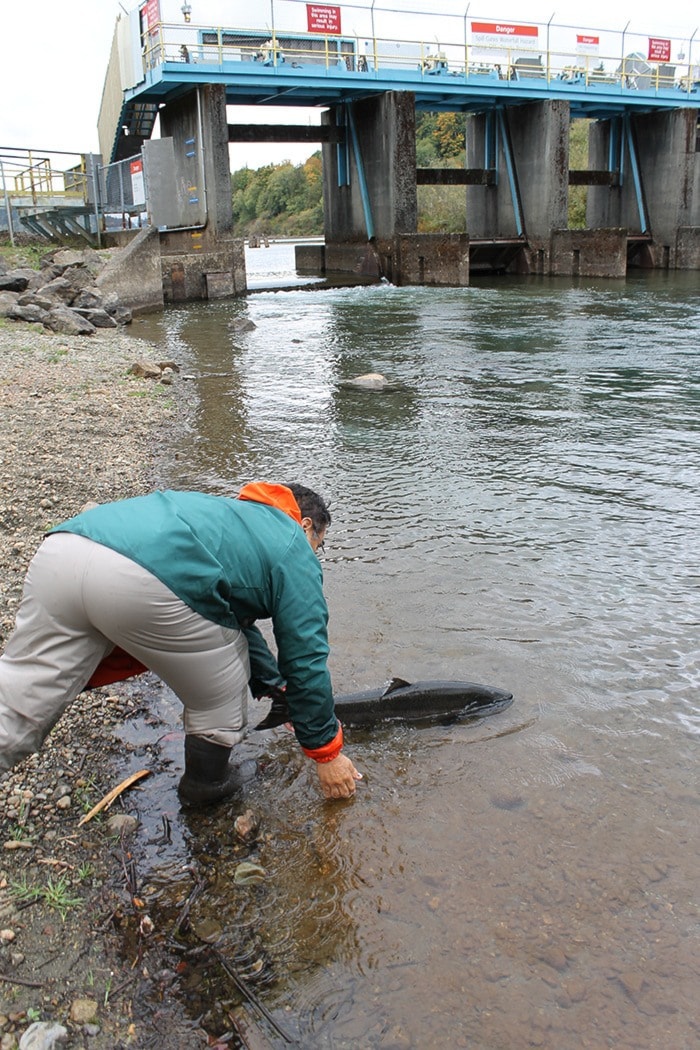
[319, 91, 470, 285]
[588, 109, 699, 269]
[466, 99, 570, 270]
[322, 91, 416, 277]
[158, 85, 245, 301]
[323, 91, 417, 242]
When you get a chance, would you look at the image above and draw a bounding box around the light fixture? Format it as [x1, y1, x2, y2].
[181, 2, 192, 22]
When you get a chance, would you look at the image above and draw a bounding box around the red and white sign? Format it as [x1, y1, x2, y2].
[141, 0, 160, 32]
[130, 159, 145, 206]
[471, 22, 538, 41]
[647, 37, 671, 62]
[471, 21, 539, 54]
[576, 34, 600, 56]
[307, 4, 342, 35]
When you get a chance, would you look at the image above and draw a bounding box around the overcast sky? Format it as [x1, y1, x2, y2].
[0, 0, 697, 170]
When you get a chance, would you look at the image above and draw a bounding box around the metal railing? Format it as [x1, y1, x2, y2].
[0, 148, 89, 205]
[0, 148, 148, 245]
[136, 3, 698, 98]
[1, 147, 154, 244]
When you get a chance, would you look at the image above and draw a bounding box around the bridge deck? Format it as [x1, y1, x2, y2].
[128, 56, 699, 121]
[121, 14, 700, 128]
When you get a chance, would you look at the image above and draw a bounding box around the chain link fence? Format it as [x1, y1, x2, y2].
[97, 153, 148, 230]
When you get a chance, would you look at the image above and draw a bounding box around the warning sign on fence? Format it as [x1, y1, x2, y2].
[307, 5, 342, 35]
[130, 159, 145, 206]
[647, 37, 671, 62]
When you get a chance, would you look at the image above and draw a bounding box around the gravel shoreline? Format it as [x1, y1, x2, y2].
[0, 319, 208, 1048]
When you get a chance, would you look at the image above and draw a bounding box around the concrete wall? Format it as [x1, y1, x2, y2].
[550, 229, 627, 277]
[296, 244, 326, 274]
[677, 227, 700, 269]
[587, 110, 699, 268]
[161, 241, 246, 302]
[95, 226, 163, 313]
[158, 85, 246, 300]
[466, 100, 570, 264]
[394, 234, 470, 286]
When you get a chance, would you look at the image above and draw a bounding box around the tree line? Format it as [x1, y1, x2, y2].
[231, 115, 589, 236]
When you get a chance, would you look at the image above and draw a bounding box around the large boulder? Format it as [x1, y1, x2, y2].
[0, 290, 20, 316]
[72, 287, 104, 310]
[43, 305, 96, 335]
[7, 303, 49, 324]
[110, 304, 133, 326]
[39, 276, 76, 304]
[61, 263, 98, 297]
[16, 291, 58, 311]
[0, 271, 30, 293]
[4, 248, 135, 336]
[73, 307, 118, 329]
[53, 247, 105, 276]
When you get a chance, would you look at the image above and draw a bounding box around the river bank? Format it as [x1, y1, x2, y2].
[0, 319, 212, 1048]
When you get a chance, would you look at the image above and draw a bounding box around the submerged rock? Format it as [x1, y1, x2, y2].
[233, 861, 266, 885]
[342, 372, 392, 391]
[230, 317, 256, 333]
[233, 808, 260, 842]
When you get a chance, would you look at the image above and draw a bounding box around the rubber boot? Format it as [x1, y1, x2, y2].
[177, 735, 240, 806]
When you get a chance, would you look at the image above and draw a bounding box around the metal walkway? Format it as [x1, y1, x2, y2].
[102, 7, 700, 163]
[132, 53, 699, 119]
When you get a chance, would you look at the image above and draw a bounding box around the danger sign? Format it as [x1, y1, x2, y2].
[471, 22, 539, 43]
[307, 4, 342, 34]
[576, 34, 600, 56]
[130, 159, 145, 206]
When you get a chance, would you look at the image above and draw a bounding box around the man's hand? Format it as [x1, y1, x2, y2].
[316, 753, 362, 799]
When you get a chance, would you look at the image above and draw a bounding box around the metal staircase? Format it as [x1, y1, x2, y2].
[18, 205, 98, 245]
[1, 148, 98, 246]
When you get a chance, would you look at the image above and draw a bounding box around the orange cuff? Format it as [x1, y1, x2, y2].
[301, 725, 343, 763]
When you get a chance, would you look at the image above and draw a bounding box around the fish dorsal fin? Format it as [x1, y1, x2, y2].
[382, 676, 411, 697]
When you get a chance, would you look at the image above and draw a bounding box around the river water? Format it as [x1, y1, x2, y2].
[125, 245, 699, 1048]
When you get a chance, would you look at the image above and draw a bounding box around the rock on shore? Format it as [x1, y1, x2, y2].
[0, 248, 132, 336]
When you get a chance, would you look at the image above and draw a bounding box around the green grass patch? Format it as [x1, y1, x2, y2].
[10, 871, 83, 921]
[0, 243, 45, 269]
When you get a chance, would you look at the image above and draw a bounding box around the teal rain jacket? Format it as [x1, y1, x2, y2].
[52, 489, 338, 751]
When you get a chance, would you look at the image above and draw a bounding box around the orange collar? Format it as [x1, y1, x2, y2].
[237, 482, 302, 524]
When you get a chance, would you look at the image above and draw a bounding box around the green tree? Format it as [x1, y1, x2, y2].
[415, 111, 467, 232]
[416, 111, 466, 164]
[230, 153, 324, 236]
[435, 113, 466, 159]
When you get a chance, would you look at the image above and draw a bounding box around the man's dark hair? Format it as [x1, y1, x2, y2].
[286, 484, 331, 534]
